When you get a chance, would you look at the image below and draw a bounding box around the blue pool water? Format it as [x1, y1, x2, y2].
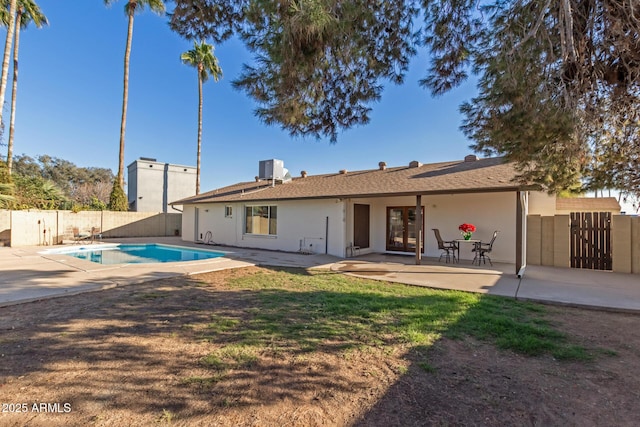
[58, 244, 225, 265]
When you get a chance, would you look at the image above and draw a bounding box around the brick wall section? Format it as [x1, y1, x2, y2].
[5, 210, 181, 247]
[527, 214, 639, 274]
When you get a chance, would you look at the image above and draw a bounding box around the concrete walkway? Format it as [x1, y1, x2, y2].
[1, 238, 639, 312]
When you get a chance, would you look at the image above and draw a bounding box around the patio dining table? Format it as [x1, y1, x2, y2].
[454, 239, 481, 263]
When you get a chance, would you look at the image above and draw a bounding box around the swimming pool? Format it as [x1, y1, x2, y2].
[47, 244, 225, 265]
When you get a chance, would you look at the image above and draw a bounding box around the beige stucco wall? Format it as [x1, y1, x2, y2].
[528, 191, 557, 216]
[184, 199, 346, 256]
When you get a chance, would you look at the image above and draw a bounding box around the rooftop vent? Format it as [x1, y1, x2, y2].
[339, 169, 348, 175]
[139, 157, 157, 162]
[379, 161, 387, 170]
[464, 154, 479, 162]
[409, 160, 422, 168]
[301, 171, 307, 178]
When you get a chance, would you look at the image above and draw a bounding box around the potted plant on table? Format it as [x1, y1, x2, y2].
[459, 223, 476, 240]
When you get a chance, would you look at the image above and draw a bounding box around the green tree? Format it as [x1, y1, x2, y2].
[169, 0, 417, 142]
[12, 175, 67, 210]
[169, 0, 640, 198]
[104, 0, 166, 190]
[0, 0, 16, 130]
[88, 196, 107, 211]
[0, 160, 13, 208]
[0, 155, 9, 182]
[11, 153, 115, 207]
[3, 0, 47, 175]
[108, 175, 128, 211]
[0, 182, 14, 208]
[181, 40, 222, 195]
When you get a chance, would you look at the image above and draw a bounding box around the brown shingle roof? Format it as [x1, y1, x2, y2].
[556, 197, 621, 212]
[174, 157, 528, 205]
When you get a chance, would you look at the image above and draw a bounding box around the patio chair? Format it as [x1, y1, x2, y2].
[72, 227, 91, 243]
[472, 230, 499, 266]
[91, 227, 102, 243]
[432, 229, 458, 263]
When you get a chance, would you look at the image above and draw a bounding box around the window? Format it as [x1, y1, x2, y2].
[245, 205, 277, 235]
[225, 206, 233, 217]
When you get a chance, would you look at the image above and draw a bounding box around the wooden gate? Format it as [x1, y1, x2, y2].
[570, 212, 612, 270]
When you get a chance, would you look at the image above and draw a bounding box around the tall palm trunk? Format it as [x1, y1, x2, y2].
[0, 0, 18, 130]
[196, 64, 203, 194]
[118, 9, 135, 189]
[6, 9, 23, 175]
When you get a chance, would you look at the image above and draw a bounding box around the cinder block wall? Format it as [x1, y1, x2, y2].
[633, 217, 640, 275]
[0, 209, 12, 245]
[10, 210, 59, 246]
[527, 214, 639, 274]
[612, 216, 632, 273]
[6, 210, 182, 246]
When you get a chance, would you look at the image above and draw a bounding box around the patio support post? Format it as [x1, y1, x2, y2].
[516, 191, 523, 275]
[416, 194, 422, 265]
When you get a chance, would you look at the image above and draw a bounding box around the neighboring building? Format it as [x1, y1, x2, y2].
[174, 156, 557, 274]
[127, 158, 196, 212]
[555, 197, 621, 215]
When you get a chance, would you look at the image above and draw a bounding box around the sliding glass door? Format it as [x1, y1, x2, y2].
[386, 206, 424, 252]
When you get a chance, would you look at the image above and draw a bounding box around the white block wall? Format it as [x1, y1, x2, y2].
[183, 199, 347, 256]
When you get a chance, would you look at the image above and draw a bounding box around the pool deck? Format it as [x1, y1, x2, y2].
[0, 237, 338, 307]
[1, 237, 639, 312]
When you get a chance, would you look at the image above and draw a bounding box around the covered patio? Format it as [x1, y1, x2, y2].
[343, 189, 535, 276]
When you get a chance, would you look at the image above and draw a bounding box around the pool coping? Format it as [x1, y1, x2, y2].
[40, 242, 229, 265]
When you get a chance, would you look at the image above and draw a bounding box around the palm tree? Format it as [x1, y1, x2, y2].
[181, 40, 222, 195]
[104, 0, 165, 191]
[0, 0, 17, 131]
[5, 0, 47, 175]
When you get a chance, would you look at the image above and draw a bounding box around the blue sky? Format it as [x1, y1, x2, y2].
[9, 1, 480, 193]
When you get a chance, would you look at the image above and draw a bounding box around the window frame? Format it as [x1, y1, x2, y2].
[224, 205, 233, 218]
[244, 204, 278, 236]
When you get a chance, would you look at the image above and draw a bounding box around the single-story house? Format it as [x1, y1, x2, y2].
[173, 156, 559, 275]
[555, 197, 621, 215]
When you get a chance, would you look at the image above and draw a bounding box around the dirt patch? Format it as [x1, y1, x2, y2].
[1, 266, 639, 426]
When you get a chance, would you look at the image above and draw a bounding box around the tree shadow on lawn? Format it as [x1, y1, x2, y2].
[0, 265, 597, 425]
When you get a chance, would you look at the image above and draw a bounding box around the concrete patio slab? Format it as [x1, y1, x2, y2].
[516, 265, 640, 312]
[331, 257, 521, 297]
[332, 253, 640, 312]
